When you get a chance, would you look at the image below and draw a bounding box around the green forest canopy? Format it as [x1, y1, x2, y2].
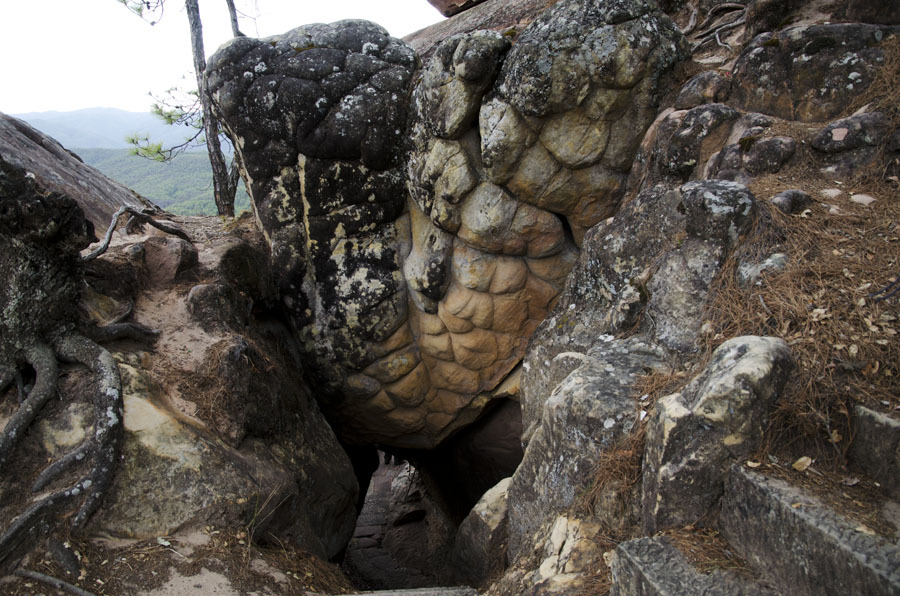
[76, 148, 251, 216]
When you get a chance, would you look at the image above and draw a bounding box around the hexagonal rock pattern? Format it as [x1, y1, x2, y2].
[206, 1, 688, 449]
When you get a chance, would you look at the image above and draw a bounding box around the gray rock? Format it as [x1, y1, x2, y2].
[721, 466, 900, 596]
[642, 336, 794, 533]
[0, 113, 150, 232]
[737, 253, 788, 286]
[730, 24, 896, 122]
[510, 337, 667, 559]
[610, 536, 777, 596]
[812, 112, 891, 154]
[770, 189, 812, 214]
[413, 31, 510, 140]
[848, 405, 900, 500]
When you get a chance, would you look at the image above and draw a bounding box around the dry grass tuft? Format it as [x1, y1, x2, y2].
[663, 527, 751, 575]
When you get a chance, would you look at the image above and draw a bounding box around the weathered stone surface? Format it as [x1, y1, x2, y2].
[730, 24, 895, 122]
[427, 0, 489, 18]
[721, 466, 900, 596]
[405, 0, 555, 60]
[610, 536, 777, 596]
[636, 103, 741, 184]
[414, 32, 510, 140]
[510, 337, 666, 559]
[481, 0, 688, 230]
[520, 180, 757, 440]
[76, 218, 360, 561]
[641, 336, 794, 533]
[847, 405, 900, 500]
[674, 71, 732, 110]
[208, 4, 685, 449]
[452, 477, 511, 587]
[0, 113, 150, 231]
[811, 111, 891, 153]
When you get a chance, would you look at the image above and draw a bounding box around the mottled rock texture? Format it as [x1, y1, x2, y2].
[207, 1, 688, 449]
[730, 24, 896, 122]
[509, 180, 757, 562]
[642, 336, 794, 533]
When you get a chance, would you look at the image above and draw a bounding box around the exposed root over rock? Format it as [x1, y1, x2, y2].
[0, 155, 174, 571]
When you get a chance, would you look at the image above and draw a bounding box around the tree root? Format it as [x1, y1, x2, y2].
[15, 568, 98, 596]
[83, 206, 192, 262]
[692, 11, 746, 53]
[0, 334, 123, 568]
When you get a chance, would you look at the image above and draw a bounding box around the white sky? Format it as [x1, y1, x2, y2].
[1, 0, 444, 114]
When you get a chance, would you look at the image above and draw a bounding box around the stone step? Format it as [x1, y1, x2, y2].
[609, 536, 776, 596]
[848, 405, 900, 500]
[720, 465, 900, 596]
[329, 588, 477, 596]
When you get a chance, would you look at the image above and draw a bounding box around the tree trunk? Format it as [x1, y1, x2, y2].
[186, 0, 236, 217]
[224, 0, 243, 37]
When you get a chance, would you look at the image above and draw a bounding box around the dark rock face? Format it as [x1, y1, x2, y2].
[674, 70, 732, 110]
[730, 24, 896, 122]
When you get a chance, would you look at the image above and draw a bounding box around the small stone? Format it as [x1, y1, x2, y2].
[850, 193, 876, 206]
[770, 189, 813, 214]
[821, 188, 843, 199]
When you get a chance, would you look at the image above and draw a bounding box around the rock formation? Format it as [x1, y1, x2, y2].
[206, 0, 687, 449]
[4, 0, 900, 593]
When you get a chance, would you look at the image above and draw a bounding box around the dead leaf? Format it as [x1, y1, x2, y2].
[792, 456, 812, 471]
[830, 430, 842, 443]
[746, 461, 761, 468]
[856, 525, 876, 535]
[841, 477, 860, 487]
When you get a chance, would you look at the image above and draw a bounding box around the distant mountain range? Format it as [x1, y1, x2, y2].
[13, 107, 202, 150]
[11, 108, 248, 215]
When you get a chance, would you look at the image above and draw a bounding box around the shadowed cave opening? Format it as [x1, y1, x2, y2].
[340, 398, 524, 590]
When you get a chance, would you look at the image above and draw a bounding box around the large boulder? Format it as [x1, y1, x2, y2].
[207, 1, 688, 450]
[0, 113, 150, 231]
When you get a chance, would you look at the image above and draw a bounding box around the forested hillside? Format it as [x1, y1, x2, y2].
[76, 148, 250, 215]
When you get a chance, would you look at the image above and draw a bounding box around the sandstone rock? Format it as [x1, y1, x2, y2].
[520, 181, 756, 439]
[642, 336, 794, 533]
[79, 218, 359, 561]
[531, 516, 605, 595]
[0, 113, 149, 231]
[770, 189, 813, 214]
[730, 24, 894, 122]
[142, 236, 199, 286]
[647, 103, 741, 182]
[414, 32, 510, 140]
[481, 0, 688, 229]
[674, 71, 732, 110]
[427, 0, 488, 18]
[452, 477, 511, 587]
